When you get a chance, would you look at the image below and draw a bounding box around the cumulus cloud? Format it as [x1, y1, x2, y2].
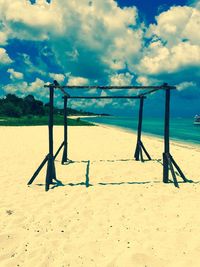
[50, 1, 142, 79]
[7, 68, 24, 80]
[3, 81, 28, 94]
[137, 6, 200, 78]
[138, 41, 200, 75]
[149, 6, 200, 46]
[0, 0, 143, 80]
[49, 73, 65, 83]
[28, 77, 46, 93]
[136, 75, 160, 86]
[0, 31, 8, 45]
[107, 72, 134, 95]
[109, 72, 133, 86]
[0, 48, 13, 65]
[0, 0, 62, 41]
[67, 75, 89, 86]
[3, 77, 47, 97]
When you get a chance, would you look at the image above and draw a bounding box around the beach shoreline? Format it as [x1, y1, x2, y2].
[80, 119, 200, 150]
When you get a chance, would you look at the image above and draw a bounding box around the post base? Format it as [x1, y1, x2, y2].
[134, 140, 151, 162]
[61, 146, 71, 165]
[163, 152, 193, 188]
[45, 154, 57, 191]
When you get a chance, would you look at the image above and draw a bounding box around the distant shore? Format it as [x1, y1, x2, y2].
[0, 115, 94, 126]
[68, 115, 100, 119]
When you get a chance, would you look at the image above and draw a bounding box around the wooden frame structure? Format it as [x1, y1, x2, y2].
[27, 81, 192, 191]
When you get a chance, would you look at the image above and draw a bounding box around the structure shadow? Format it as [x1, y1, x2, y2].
[98, 181, 151, 185]
[35, 157, 195, 190]
[52, 160, 92, 189]
[58, 158, 162, 164]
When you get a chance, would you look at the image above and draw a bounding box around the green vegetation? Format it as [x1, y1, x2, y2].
[0, 93, 99, 117]
[0, 93, 96, 126]
[0, 115, 94, 126]
[0, 94, 45, 117]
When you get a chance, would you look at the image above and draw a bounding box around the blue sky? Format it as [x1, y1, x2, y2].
[116, 0, 189, 22]
[0, 0, 199, 117]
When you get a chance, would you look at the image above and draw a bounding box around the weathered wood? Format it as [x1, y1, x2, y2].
[45, 155, 56, 191]
[134, 97, 151, 162]
[27, 155, 48, 185]
[45, 85, 56, 191]
[137, 97, 144, 143]
[134, 144, 140, 161]
[139, 147, 144, 162]
[163, 87, 170, 183]
[164, 88, 170, 154]
[135, 98, 147, 161]
[140, 141, 151, 160]
[62, 96, 68, 164]
[170, 155, 189, 182]
[167, 154, 179, 188]
[134, 98, 144, 161]
[44, 84, 176, 90]
[54, 141, 64, 160]
[163, 153, 169, 183]
[68, 96, 145, 99]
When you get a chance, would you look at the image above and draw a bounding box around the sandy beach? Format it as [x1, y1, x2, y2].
[0, 125, 200, 267]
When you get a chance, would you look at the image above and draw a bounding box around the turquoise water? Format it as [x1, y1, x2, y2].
[82, 116, 200, 145]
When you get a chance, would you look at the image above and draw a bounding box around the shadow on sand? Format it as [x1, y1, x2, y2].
[34, 157, 195, 190]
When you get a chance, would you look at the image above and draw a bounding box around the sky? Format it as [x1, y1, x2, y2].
[0, 0, 199, 117]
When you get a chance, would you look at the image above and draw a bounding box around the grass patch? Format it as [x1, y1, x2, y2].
[0, 115, 94, 126]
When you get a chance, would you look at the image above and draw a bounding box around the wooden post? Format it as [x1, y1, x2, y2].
[134, 96, 151, 161]
[163, 86, 170, 183]
[45, 85, 56, 191]
[134, 97, 144, 160]
[27, 155, 48, 185]
[62, 96, 68, 164]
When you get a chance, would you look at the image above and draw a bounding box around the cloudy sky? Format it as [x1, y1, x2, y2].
[0, 0, 199, 116]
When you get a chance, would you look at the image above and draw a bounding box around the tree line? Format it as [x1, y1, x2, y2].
[0, 93, 104, 117]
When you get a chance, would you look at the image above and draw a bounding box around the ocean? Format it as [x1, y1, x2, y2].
[81, 116, 200, 145]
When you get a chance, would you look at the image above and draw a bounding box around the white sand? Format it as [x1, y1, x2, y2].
[0, 125, 200, 267]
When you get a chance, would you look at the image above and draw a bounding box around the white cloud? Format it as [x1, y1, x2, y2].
[3, 81, 29, 96]
[28, 78, 46, 93]
[0, 0, 143, 79]
[176, 80, 199, 99]
[0, 31, 8, 45]
[3, 78, 46, 96]
[137, 5, 200, 77]
[136, 76, 149, 86]
[149, 6, 200, 46]
[7, 68, 24, 80]
[49, 73, 65, 83]
[176, 81, 197, 91]
[0, 0, 62, 41]
[109, 72, 133, 86]
[138, 41, 200, 75]
[136, 76, 160, 87]
[0, 48, 12, 65]
[67, 76, 89, 86]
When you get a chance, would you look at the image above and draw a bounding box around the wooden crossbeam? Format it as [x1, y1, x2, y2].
[44, 84, 176, 90]
[66, 96, 146, 99]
